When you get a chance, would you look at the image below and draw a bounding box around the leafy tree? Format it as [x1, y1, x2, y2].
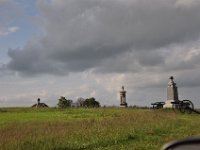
[83, 97, 100, 108]
[57, 96, 72, 108]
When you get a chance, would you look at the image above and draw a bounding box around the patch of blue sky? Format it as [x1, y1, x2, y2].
[13, 0, 38, 15]
[21, 0, 39, 16]
[0, 22, 39, 63]
[0, 0, 40, 63]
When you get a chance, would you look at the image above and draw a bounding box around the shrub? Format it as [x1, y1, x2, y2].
[57, 96, 72, 108]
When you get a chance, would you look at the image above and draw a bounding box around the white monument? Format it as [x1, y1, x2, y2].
[120, 86, 128, 107]
[164, 76, 179, 108]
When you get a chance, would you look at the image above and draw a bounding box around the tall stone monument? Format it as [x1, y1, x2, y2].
[120, 86, 128, 107]
[164, 76, 179, 108]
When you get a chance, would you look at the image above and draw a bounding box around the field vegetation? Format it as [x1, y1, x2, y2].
[1, 108, 200, 150]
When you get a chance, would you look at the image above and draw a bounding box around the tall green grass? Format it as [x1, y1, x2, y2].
[1, 108, 200, 150]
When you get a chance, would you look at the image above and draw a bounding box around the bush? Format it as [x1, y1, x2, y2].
[83, 97, 100, 108]
[57, 96, 72, 108]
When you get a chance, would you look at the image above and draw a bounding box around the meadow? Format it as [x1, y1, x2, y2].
[1, 108, 200, 150]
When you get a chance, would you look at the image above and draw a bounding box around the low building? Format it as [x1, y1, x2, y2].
[32, 98, 48, 108]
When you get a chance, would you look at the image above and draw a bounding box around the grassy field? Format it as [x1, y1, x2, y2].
[0, 108, 200, 150]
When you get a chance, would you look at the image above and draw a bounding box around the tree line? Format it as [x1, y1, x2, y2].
[57, 96, 100, 108]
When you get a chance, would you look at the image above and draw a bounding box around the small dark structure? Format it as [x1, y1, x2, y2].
[120, 86, 128, 107]
[32, 98, 48, 108]
[151, 102, 165, 109]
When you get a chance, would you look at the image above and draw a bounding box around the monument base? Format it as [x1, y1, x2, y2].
[163, 100, 176, 108]
[120, 103, 128, 108]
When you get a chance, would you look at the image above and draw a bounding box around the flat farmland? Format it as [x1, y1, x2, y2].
[1, 108, 200, 150]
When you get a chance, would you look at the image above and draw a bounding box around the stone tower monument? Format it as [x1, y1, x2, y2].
[120, 86, 128, 107]
[164, 76, 179, 108]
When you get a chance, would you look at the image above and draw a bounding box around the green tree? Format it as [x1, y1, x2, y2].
[57, 96, 72, 108]
[83, 97, 100, 108]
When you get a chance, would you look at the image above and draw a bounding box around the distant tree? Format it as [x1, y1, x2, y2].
[57, 96, 72, 108]
[76, 97, 85, 107]
[83, 97, 100, 108]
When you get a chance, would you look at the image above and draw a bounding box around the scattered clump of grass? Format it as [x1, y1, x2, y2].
[1, 108, 200, 150]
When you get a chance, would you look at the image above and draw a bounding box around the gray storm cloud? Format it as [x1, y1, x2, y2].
[5, 0, 200, 76]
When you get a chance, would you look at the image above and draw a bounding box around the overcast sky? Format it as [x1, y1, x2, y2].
[1, 0, 200, 107]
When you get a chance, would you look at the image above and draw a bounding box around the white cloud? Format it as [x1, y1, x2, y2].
[8, 26, 19, 32]
[0, 26, 19, 36]
[175, 0, 199, 8]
